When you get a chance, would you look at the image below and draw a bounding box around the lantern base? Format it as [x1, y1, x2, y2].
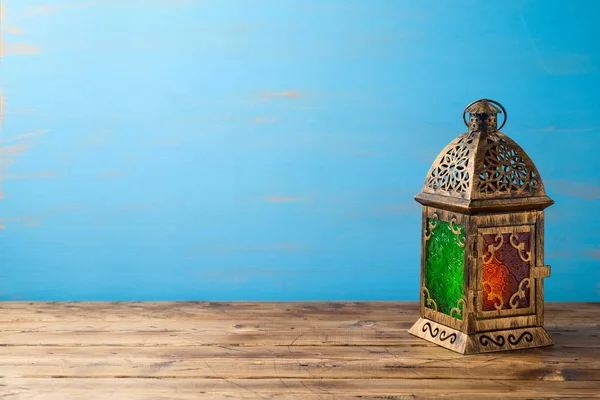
[408, 318, 553, 354]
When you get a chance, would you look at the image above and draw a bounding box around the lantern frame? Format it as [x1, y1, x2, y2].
[408, 99, 553, 354]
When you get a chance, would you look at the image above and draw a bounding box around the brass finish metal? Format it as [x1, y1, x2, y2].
[532, 265, 551, 278]
[422, 286, 438, 311]
[410, 99, 554, 354]
[463, 98, 507, 131]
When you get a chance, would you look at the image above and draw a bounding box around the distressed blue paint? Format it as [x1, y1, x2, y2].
[0, 0, 598, 301]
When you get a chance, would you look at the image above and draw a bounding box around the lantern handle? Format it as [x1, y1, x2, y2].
[462, 99, 507, 130]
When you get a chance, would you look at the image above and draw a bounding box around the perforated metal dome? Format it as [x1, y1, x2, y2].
[414, 99, 554, 214]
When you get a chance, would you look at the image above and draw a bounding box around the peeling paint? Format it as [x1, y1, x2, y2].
[4, 129, 49, 142]
[0, 143, 34, 171]
[584, 247, 600, 260]
[0, 143, 31, 155]
[3, 43, 42, 56]
[0, 0, 598, 301]
[0, 216, 43, 228]
[549, 179, 600, 200]
[546, 250, 574, 259]
[4, 27, 23, 35]
[253, 117, 276, 123]
[25, 0, 191, 17]
[0, 205, 87, 230]
[5, 170, 61, 181]
[260, 91, 303, 101]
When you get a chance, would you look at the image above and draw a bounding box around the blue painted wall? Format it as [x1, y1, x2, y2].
[0, 0, 598, 301]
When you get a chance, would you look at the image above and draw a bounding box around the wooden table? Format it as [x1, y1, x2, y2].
[0, 302, 598, 399]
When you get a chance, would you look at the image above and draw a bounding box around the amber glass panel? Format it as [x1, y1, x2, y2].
[482, 232, 532, 311]
[424, 218, 465, 319]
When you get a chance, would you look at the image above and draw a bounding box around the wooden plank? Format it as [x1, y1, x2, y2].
[0, 345, 598, 380]
[1, 378, 599, 399]
[0, 301, 598, 398]
[0, 301, 596, 320]
[0, 303, 596, 328]
[0, 326, 596, 347]
[0, 301, 596, 348]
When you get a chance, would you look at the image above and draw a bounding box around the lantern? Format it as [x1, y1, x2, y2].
[408, 99, 554, 354]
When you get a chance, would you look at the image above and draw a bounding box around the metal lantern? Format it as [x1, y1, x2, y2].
[408, 99, 554, 354]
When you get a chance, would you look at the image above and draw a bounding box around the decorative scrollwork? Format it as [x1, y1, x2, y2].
[483, 233, 504, 264]
[422, 322, 439, 338]
[426, 144, 470, 193]
[439, 330, 457, 344]
[479, 334, 506, 347]
[450, 298, 466, 319]
[509, 278, 531, 310]
[449, 217, 465, 247]
[476, 134, 542, 197]
[422, 322, 457, 344]
[424, 213, 439, 241]
[509, 233, 532, 262]
[422, 287, 438, 311]
[508, 332, 533, 345]
[479, 331, 534, 348]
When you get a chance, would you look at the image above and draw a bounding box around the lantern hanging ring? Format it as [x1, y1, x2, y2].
[462, 98, 507, 130]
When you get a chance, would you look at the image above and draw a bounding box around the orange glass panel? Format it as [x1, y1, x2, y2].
[482, 232, 532, 311]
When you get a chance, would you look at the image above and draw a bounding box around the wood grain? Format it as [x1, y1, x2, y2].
[0, 302, 598, 399]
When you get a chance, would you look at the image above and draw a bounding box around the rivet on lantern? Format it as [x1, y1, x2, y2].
[408, 99, 554, 354]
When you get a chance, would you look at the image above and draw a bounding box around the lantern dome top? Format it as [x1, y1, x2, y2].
[465, 99, 502, 115]
[414, 99, 554, 214]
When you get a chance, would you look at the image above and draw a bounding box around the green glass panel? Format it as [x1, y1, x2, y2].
[425, 218, 465, 319]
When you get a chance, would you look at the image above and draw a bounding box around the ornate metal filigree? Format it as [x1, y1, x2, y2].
[419, 100, 548, 203]
[510, 233, 532, 262]
[482, 233, 504, 264]
[476, 135, 541, 197]
[509, 278, 531, 310]
[426, 144, 470, 193]
[457, 131, 477, 145]
[450, 298, 466, 319]
[482, 231, 533, 312]
[449, 217, 465, 247]
[422, 287, 438, 311]
[424, 213, 438, 241]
